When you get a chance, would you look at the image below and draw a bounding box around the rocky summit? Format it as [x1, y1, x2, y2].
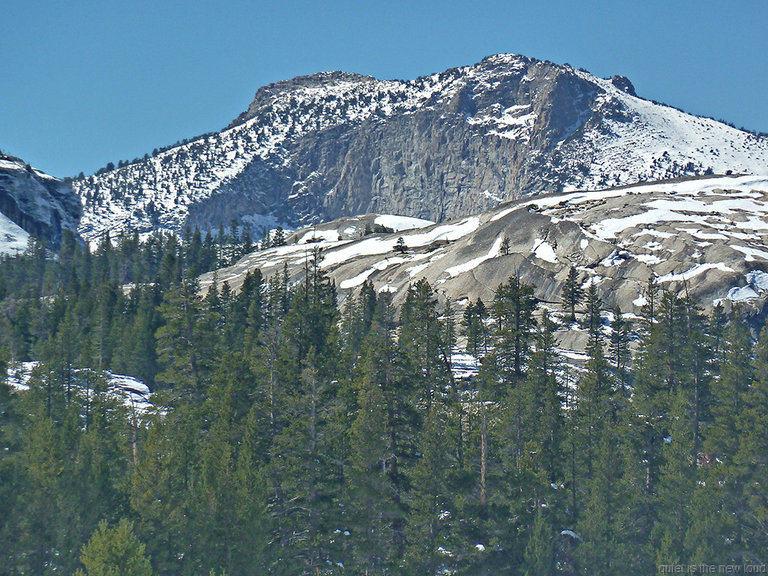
[72, 54, 768, 242]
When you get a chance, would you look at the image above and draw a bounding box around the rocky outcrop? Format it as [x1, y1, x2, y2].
[0, 154, 81, 251]
[73, 54, 768, 242]
[200, 175, 768, 325]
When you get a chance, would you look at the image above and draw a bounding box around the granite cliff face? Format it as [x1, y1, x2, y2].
[0, 154, 81, 254]
[72, 54, 768, 242]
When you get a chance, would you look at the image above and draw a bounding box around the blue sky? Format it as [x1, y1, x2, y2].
[2, 0, 766, 177]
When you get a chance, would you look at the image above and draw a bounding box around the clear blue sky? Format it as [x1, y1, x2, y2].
[2, 0, 766, 177]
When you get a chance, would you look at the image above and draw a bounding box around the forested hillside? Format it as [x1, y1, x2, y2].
[1, 232, 767, 575]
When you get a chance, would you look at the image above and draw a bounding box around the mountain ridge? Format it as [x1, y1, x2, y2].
[68, 53, 768, 243]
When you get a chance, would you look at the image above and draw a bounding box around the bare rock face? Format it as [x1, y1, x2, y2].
[72, 54, 768, 242]
[0, 154, 81, 251]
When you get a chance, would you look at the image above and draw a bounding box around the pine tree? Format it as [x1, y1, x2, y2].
[272, 226, 286, 247]
[0, 348, 21, 571]
[346, 368, 395, 573]
[75, 519, 153, 576]
[399, 279, 450, 412]
[684, 480, 732, 564]
[155, 277, 218, 397]
[186, 227, 203, 277]
[651, 390, 696, 564]
[706, 319, 752, 462]
[732, 322, 768, 560]
[568, 338, 613, 518]
[130, 398, 202, 574]
[577, 432, 620, 576]
[229, 220, 240, 265]
[231, 406, 270, 573]
[15, 415, 70, 574]
[241, 226, 254, 255]
[500, 235, 511, 256]
[217, 223, 227, 267]
[561, 265, 583, 324]
[241, 270, 265, 351]
[157, 234, 181, 289]
[582, 283, 603, 355]
[267, 351, 337, 573]
[64, 373, 131, 571]
[709, 303, 728, 366]
[523, 507, 554, 576]
[280, 251, 338, 373]
[680, 297, 713, 451]
[202, 230, 217, 271]
[527, 310, 565, 484]
[339, 280, 377, 363]
[609, 305, 631, 392]
[93, 281, 121, 371]
[488, 274, 537, 392]
[404, 406, 456, 575]
[192, 368, 244, 574]
[124, 287, 159, 385]
[462, 298, 488, 359]
[631, 290, 689, 496]
[639, 275, 659, 333]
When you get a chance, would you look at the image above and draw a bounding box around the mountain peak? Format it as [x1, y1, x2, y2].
[229, 70, 377, 128]
[477, 52, 531, 68]
[72, 55, 768, 243]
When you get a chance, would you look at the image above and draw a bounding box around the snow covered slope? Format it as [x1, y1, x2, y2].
[557, 72, 767, 190]
[201, 175, 768, 322]
[0, 154, 81, 253]
[0, 211, 30, 255]
[72, 54, 768, 242]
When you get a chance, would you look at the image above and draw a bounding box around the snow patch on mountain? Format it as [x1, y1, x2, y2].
[198, 174, 768, 329]
[730, 244, 768, 262]
[533, 239, 558, 263]
[0, 212, 30, 255]
[374, 214, 434, 231]
[299, 229, 340, 243]
[657, 262, 735, 283]
[446, 236, 504, 276]
[721, 270, 768, 304]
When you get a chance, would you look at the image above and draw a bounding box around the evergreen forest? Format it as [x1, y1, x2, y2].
[1, 230, 767, 575]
